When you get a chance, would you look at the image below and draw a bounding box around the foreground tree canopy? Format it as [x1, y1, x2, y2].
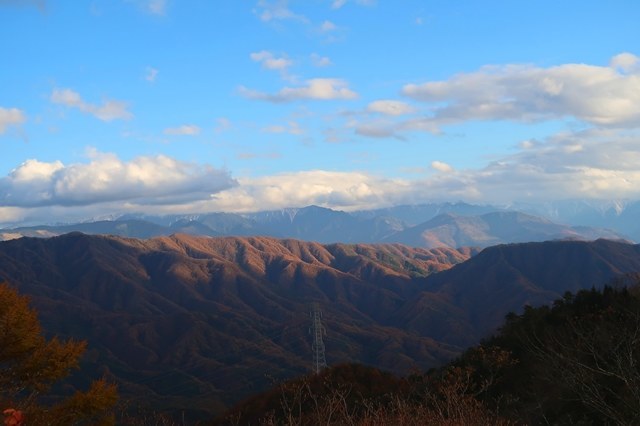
[467, 283, 640, 424]
[0, 282, 117, 425]
[216, 280, 640, 425]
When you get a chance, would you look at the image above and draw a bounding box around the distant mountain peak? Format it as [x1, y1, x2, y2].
[1, 202, 634, 246]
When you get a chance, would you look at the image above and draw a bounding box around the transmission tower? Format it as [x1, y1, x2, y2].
[310, 302, 327, 374]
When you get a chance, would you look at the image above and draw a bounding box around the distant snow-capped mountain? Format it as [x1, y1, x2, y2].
[0, 203, 631, 247]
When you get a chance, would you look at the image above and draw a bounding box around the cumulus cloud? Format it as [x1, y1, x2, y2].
[412, 129, 640, 202]
[402, 53, 640, 129]
[250, 50, 293, 72]
[367, 100, 415, 116]
[163, 125, 201, 136]
[50, 88, 132, 121]
[5, 131, 640, 219]
[0, 107, 26, 134]
[207, 170, 407, 212]
[610, 52, 639, 73]
[204, 128, 640, 212]
[239, 78, 357, 102]
[0, 150, 235, 207]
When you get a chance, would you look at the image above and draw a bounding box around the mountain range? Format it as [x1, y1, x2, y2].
[1, 233, 640, 419]
[0, 204, 629, 248]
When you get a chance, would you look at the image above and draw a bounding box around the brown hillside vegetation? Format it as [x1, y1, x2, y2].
[0, 233, 474, 419]
[0, 234, 640, 420]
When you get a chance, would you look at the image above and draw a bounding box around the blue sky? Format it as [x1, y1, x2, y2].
[1, 0, 640, 224]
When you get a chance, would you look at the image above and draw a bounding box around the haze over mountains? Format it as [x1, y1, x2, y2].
[1, 201, 632, 248]
[1, 233, 640, 418]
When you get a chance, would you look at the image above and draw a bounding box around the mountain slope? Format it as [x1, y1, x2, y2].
[1, 234, 640, 418]
[398, 239, 640, 346]
[384, 211, 626, 248]
[2, 205, 628, 247]
[0, 233, 473, 418]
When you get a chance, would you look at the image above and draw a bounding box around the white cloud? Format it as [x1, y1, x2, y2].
[145, 67, 159, 82]
[310, 53, 332, 67]
[50, 88, 133, 122]
[0, 150, 235, 207]
[126, 0, 166, 15]
[0, 206, 24, 227]
[330, 0, 374, 9]
[50, 88, 82, 107]
[237, 151, 281, 160]
[354, 121, 405, 140]
[255, 0, 307, 22]
[610, 52, 639, 73]
[239, 78, 358, 102]
[367, 100, 416, 116]
[402, 53, 640, 129]
[250, 50, 293, 71]
[0, 107, 26, 134]
[431, 161, 454, 173]
[163, 125, 201, 136]
[5, 130, 640, 218]
[206, 128, 640, 212]
[519, 139, 537, 150]
[262, 121, 304, 135]
[412, 129, 640, 202]
[207, 170, 404, 212]
[146, 0, 166, 15]
[320, 20, 337, 32]
[331, 0, 346, 8]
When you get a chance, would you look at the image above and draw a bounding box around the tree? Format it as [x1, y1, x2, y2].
[519, 287, 640, 424]
[464, 285, 640, 424]
[0, 282, 117, 425]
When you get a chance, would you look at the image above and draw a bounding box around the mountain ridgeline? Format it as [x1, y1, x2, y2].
[1, 233, 640, 419]
[1, 204, 630, 248]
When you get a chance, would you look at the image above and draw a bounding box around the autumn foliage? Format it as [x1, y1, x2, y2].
[0, 282, 117, 425]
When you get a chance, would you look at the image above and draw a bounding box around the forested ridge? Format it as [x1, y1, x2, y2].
[217, 280, 640, 425]
[1, 234, 640, 423]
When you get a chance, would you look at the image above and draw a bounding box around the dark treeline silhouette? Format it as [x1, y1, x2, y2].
[214, 277, 640, 425]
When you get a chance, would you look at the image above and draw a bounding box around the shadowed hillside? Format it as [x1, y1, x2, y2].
[0, 234, 640, 419]
[0, 233, 473, 419]
[399, 238, 640, 346]
[216, 283, 640, 425]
